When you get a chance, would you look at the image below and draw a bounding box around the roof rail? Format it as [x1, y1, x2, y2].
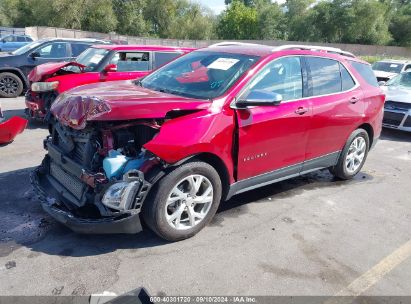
[209, 41, 263, 47]
[273, 44, 355, 58]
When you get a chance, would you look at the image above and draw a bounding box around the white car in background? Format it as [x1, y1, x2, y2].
[381, 72, 411, 132]
[372, 60, 411, 83]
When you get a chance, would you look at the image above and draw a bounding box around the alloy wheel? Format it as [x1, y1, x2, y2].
[165, 174, 214, 230]
[0, 76, 19, 96]
[345, 136, 366, 174]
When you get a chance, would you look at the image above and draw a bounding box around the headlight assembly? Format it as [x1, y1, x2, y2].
[102, 181, 140, 211]
[31, 81, 59, 92]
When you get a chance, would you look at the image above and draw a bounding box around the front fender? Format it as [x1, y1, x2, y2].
[143, 108, 236, 183]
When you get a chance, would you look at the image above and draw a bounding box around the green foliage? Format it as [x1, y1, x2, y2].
[217, 0, 259, 39]
[0, 0, 411, 46]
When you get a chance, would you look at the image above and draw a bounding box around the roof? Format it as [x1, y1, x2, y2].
[38, 37, 110, 43]
[92, 44, 195, 52]
[202, 42, 367, 63]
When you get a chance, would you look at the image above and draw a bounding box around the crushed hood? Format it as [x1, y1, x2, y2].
[373, 70, 398, 80]
[51, 80, 211, 130]
[28, 61, 85, 82]
[383, 85, 411, 104]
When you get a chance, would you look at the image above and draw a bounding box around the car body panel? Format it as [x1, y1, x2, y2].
[0, 115, 28, 144]
[25, 45, 195, 120]
[33, 45, 385, 235]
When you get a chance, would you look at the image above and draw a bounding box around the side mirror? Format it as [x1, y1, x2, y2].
[30, 51, 40, 59]
[103, 64, 117, 73]
[236, 90, 283, 108]
[378, 81, 386, 86]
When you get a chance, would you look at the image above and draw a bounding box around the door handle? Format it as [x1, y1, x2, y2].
[295, 107, 308, 115]
[350, 97, 360, 104]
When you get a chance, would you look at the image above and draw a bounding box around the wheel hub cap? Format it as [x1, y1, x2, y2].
[345, 137, 366, 174]
[165, 174, 214, 230]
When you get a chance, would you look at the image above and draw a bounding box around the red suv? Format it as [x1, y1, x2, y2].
[25, 45, 194, 120]
[33, 43, 384, 241]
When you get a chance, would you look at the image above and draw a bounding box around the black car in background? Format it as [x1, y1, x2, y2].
[0, 38, 110, 97]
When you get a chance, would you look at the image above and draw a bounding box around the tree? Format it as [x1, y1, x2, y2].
[285, 0, 315, 41]
[217, 0, 259, 39]
[81, 0, 118, 33]
[390, 4, 411, 46]
[256, 1, 287, 40]
[113, 0, 148, 36]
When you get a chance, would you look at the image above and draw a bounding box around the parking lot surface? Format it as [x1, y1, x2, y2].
[0, 97, 411, 297]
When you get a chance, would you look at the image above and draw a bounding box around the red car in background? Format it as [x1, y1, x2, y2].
[25, 45, 194, 120]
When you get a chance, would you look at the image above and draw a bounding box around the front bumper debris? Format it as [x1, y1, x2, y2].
[31, 146, 150, 234]
[0, 116, 28, 144]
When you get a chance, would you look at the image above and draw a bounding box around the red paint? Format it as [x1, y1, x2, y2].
[51, 47, 384, 185]
[25, 45, 195, 120]
[0, 116, 28, 144]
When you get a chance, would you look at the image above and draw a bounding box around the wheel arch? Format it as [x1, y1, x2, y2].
[357, 123, 374, 149]
[0, 68, 29, 90]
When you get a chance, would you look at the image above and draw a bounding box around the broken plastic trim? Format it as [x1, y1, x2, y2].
[51, 95, 111, 130]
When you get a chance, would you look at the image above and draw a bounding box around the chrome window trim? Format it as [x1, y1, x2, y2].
[231, 55, 360, 109]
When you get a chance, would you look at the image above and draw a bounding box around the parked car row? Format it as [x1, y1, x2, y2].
[0, 34, 33, 52]
[27, 43, 384, 241]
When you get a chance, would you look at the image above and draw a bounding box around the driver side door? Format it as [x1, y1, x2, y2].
[235, 56, 311, 181]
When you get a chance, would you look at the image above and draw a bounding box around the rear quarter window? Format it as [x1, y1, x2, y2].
[350, 61, 379, 87]
[71, 43, 91, 57]
[154, 52, 182, 69]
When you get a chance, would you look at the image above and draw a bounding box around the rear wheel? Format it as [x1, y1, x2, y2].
[143, 161, 222, 241]
[0, 72, 23, 98]
[329, 128, 369, 180]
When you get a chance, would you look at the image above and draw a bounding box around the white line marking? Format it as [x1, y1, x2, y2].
[325, 239, 411, 304]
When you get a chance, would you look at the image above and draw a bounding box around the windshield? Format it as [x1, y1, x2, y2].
[140, 51, 260, 99]
[75, 47, 109, 72]
[385, 72, 411, 88]
[372, 62, 404, 73]
[11, 40, 44, 55]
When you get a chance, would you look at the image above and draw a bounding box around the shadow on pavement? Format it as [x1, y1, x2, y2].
[380, 128, 411, 143]
[2, 109, 47, 130]
[0, 166, 373, 258]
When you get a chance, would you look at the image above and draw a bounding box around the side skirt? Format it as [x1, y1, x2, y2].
[226, 151, 340, 200]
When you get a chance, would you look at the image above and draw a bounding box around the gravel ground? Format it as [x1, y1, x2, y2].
[0, 96, 410, 298]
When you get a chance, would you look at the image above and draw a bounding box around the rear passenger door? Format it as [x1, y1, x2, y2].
[303, 56, 364, 168]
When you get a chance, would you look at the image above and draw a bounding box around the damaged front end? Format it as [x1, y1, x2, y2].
[32, 115, 164, 234]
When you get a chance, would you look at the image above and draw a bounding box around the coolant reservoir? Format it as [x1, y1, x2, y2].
[103, 150, 128, 179]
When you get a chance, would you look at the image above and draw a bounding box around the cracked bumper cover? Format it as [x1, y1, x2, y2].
[32, 165, 145, 235]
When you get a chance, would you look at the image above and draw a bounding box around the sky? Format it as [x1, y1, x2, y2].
[196, 0, 286, 14]
[196, 0, 226, 14]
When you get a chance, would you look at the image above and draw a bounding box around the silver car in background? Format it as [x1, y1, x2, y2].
[372, 60, 411, 82]
[381, 72, 411, 131]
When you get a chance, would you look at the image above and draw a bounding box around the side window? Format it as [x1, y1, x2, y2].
[16, 36, 26, 42]
[350, 61, 379, 87]
[245, 56, 303, 101]
[404, 64, 411, 72]
[3, 35, 14, 42]
[340, 63, 356, 91]
[307, 57, 341, 96]
[114, 52, 150, 72]
[71, 43, 90, 57]
[154, 52, 181, 69]
[37, 42, 69, 58]
[26, 37, 33, 42]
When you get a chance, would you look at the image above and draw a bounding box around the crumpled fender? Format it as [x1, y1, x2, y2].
[0, 116, 28, 144]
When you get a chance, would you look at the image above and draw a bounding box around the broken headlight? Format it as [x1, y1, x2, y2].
[102, 181, 140, 211]
[31, 81, 59, 92]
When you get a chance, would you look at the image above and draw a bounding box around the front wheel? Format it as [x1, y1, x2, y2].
[143, 161, 222, 241]
[329, 128, 369, 180]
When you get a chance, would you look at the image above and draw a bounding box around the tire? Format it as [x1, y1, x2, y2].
[329, 128, 370, 180]
[143, 161, 222, 241]
[0, 72, 23, 98]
